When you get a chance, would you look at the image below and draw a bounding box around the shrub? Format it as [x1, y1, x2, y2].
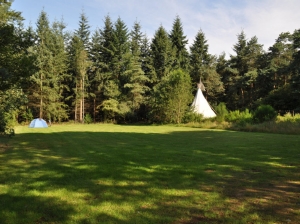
[22, 109, 33, 123]
[253, 105, 277, 123]
[84, 114, 93, 124]
[225, 109, 252, 126]
[215, 102, 228, 122]
[276, 113, 300, 123]
[182, 111, 204, 123]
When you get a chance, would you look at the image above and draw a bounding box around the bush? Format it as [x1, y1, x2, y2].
[22, 109, 33, 123]
[253, 105, 277, 123]
[215, 102, 228, 122]
[84, 114, 93, 124]
[225, 109, 252, 126]
[276, 113, 300, 123]
[182, 111, 204, 123]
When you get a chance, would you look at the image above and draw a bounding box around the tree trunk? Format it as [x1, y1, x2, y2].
[39, 97, 43, 118]
[75, 84, 78, 122]
[40, 74, 43, 118]
[79, 79, 83, 123]
[82, 76, 85, 123]
[93, 98, 96, 123]
[241, 88, 244, 105]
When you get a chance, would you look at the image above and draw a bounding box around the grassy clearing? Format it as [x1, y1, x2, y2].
[0, 124, 299, 223]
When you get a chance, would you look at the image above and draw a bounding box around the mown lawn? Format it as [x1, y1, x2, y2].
[0, 124, 299, 224]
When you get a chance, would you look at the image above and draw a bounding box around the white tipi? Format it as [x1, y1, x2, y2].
[191, 81, 216, 118]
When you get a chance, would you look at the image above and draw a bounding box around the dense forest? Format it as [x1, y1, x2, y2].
[1, 1, 300, 130]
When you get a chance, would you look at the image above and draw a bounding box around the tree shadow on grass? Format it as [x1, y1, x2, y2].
[0, 129, 299, 223]
[0, 194, 74, 224]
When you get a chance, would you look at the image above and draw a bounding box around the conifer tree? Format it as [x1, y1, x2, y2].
[89, 29, 104, 121]
[190, 30, 223, 105]
[103, 17, 131, 119]
[68, 35, 90, 122]
[189, 30, 210, 86]
[75, 12, 90, 50]
[122, 21, 150, 119]
[225, 31, 263, 109]
[290, 29, 300, 110]
[150, 25, 175, 83]
[169, 16, 189, 70]
[30, 11, 68, 121]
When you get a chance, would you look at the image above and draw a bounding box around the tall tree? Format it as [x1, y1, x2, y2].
[68, 35, 90, 122]
[290, 29, 300, 110]
[88, 29, 104, 122]
[150, 25, 175, 84]
[227, 31, 263, 109]
[30, 11, 68, 121]
[103, 17, 131, 120]
[169, 16, 189, 70]
[189, 30, 223, 105]
[0, 0, 30, 133]
[189, 30, 210, 86]
[122, 21, 150, 120]
[149, 69, 192, 123]
[75, 12, 90, 50]
[0, 0, 22, 25]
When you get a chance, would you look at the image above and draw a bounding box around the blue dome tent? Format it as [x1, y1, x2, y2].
[29, 118, 48, 128]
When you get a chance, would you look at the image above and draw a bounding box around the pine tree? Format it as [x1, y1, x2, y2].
[290, 29, 300, 110]
[190, 30, 223, 105]
[30, 11, 68, 121]
[105, 17, 131, 119]
[89, 29, 104, 122]
[75, 12, 90, 50]
[169, 16, 189, 70]
[227, 31, 263, 109]
[122, 21, 150, 119]
[268, 32, 293, 89]
[150, 25, 175, 83]
[189, 30, 210, 86]
[68, 35, 90, 122]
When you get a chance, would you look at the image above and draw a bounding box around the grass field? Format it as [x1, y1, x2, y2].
[0, 124, 299, 224]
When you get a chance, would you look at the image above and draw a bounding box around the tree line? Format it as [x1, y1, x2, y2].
[1, 1, 300, 130]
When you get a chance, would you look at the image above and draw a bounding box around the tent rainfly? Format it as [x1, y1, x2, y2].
[29, 118, 48, 128]
[191, 81, 216, 118]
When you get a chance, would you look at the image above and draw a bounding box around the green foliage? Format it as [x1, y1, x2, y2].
[182, 111, 204, 123]
[277, 112, 300, 123]
[253, 105, 277, 123]
[149, 69, 192, 123]
[169, 16, 189, 70]
[84, 113, 93, 124]
[150, 25, 175, 83]
[30, 11, 69, 120]
[215, 102, 228, 122]
[0, 88, 27, 135]
[21, 109, 33, 123]
[226, 109, 252, 125]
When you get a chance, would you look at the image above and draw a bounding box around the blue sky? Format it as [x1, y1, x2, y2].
[12, 0, 300, 57]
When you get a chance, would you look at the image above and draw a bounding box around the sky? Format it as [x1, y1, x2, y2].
[12, 0, 300, 57]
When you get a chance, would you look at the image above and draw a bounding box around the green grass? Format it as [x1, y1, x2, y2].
[0, 124, 299, 224]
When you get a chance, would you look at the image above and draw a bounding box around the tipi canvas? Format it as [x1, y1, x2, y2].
[191, 82, 216, 118]
[29, 118, 48, 128]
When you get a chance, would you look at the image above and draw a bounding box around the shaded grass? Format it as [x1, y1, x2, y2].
[0, 124, 299, 223]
